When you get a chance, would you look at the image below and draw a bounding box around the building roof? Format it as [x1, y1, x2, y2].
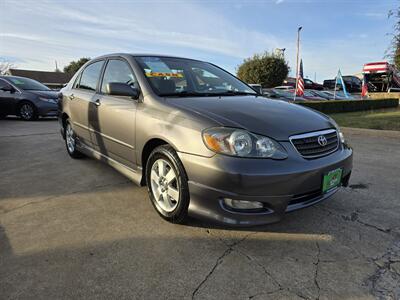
[7, 69, 72, 85]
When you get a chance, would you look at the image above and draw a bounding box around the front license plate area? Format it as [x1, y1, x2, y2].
[322, 168, 343, 193]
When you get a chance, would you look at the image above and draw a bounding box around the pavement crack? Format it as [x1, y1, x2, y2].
[236, 248, 283, 290]
[191, 247, 232, 299]
[191, 231, 257, 299]
[366, 240, 400, 299]
[316, 206, 393, 236]
[313, 241, 321, 300]
[355, 219, 391, 234]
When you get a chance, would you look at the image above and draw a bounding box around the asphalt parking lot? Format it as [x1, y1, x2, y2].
[1, 118, 399, 300]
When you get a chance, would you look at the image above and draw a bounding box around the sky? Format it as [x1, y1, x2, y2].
[0, 0, 397, 81]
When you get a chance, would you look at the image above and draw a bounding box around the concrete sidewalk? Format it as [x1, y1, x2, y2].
[1, 119, 399, 299]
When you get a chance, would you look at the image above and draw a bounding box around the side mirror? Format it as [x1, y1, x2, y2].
[1, 85, 15, 93]
[107, 82, 139, 99]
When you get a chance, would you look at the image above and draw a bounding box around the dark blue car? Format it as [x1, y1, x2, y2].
[0, 76, 60, 120]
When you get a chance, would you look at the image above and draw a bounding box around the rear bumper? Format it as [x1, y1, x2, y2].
[178, 142, 353, 226]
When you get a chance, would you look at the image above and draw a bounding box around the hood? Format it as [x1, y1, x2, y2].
[28, 90, 60, 99]
[166, 96, 333, 141]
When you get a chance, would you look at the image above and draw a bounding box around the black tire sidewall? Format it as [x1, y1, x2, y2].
[19, 102, 37, 121]
[146, 145, 189, 223]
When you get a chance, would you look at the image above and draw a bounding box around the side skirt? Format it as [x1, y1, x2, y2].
[77, 143, 143, 186]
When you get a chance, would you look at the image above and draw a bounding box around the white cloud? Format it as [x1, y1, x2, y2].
[362, 12, 386, 19]
[276, 0, 284, 4]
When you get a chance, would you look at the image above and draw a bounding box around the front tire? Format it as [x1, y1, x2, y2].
[146, 145, 189, 224]
[19, 102, 38, 121]
[65, 120, 84, 158]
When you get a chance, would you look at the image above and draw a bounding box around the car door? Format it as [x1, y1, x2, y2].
[89, 58, 139, 167]
[65, 60, 105, 147]
[0, 79, 18, 115]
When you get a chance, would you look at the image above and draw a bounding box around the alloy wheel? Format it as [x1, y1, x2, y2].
[150, 158, 180, 213]
[65, 123, 75, 153]
[20, 103, 34, 120]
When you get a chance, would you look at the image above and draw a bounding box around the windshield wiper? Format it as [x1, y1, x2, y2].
[209, 91, 257, 96]
[159, 91, 210, 97]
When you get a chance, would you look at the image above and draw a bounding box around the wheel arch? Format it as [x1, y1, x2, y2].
[60, 112, 70, 139]
[140, 138, 171, 186]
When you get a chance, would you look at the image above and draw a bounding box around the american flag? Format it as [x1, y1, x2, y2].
[296, 59, 304, 96]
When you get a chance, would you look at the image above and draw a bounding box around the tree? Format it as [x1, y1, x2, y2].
[237, 52, 289, 88]
[63, 57, 90, 75]
[387, 8, 400, 69]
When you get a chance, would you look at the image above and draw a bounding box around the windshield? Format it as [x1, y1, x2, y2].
[8, 77, 50, 91]
[135, 56, 257, 97]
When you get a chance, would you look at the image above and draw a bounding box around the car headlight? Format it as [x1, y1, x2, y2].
[328, 117, 345, 143]
[39, 97, 57, 104]
[202, 127, 287, 159]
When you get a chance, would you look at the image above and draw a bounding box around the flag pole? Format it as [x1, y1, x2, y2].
[334, 69, 338, 100]
[294, 26, 302, 101]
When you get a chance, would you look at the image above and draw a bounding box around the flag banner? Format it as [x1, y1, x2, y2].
[361, 74, 368, 97]
[296, 59, 304, 97]
[336, 69, 349, 98]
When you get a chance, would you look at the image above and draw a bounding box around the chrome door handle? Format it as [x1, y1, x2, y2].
[69, 94, 75, 100]
[94, 99, 101, 107]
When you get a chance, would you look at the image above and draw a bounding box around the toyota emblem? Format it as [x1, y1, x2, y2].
[318, 135, 328, 146]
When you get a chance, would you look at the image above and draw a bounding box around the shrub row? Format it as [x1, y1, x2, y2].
[297, 99, 399, 114]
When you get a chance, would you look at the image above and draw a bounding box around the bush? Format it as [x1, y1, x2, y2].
[237, 52, 289, 88]
[297, 99, 399, 114]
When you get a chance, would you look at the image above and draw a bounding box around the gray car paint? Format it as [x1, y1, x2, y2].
[59, 53, 353, 226]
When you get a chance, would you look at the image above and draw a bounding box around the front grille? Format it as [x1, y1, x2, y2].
[290, 129, 339, 158]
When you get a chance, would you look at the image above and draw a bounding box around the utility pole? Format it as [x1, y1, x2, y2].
[294, 26, 302, 101]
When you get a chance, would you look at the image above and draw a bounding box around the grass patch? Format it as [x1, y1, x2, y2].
[330, 107, 400, 131]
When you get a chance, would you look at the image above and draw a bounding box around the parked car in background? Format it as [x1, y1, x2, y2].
[323, 75, 362, 93]
[308, 90, 331, 100]
[266, 88, 307, 101]
[248, 84, 263, 94]
[59, 53, 352, 226]
[0, 76, 60, 120]
[301, 90, 327, 101]
[319, 91, 348, 100]
[283, 77, 323, 90]
[274, 86, 293, 90]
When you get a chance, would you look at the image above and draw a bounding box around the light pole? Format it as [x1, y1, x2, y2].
[294, 26, 302, 101]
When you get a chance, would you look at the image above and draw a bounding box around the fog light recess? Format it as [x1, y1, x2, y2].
[223, 198, 264, 210]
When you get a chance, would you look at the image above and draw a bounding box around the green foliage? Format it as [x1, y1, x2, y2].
[237, 52, 289, 88]
[387, 8, 400, 69]
[63, 57, 90, 75]
[297, 99, 399, 114]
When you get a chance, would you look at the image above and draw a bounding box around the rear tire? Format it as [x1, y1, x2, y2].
[146, 145, 189, 224]
[19, 102, 38, 121]
[65, 120, 84, 158]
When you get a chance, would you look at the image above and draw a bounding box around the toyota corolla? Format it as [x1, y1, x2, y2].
[59, 54, 352, 226]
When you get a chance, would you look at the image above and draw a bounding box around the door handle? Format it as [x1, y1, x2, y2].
[68, 94, 75, 100]
[94, 99, 101, 107]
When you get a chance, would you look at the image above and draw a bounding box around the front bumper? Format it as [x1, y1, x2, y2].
[178, 142, 353, 226]
[36, 101, 58, 117]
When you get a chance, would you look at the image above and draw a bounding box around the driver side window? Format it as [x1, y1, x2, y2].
[101, 59, 138, 94]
